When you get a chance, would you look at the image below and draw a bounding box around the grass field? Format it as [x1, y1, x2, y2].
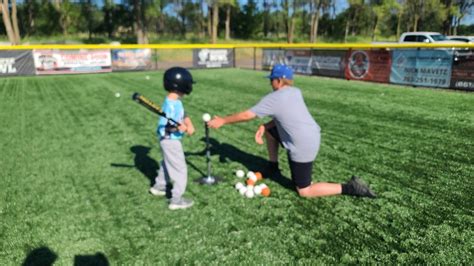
[1, 69, 472, 264]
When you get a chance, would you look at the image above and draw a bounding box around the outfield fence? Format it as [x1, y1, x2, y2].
[1, 43, 474, 91]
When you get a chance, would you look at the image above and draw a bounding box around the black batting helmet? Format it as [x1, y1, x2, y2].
[163, 67, 195, 95]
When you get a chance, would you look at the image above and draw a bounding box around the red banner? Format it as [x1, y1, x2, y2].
[345, 49, 391, 83]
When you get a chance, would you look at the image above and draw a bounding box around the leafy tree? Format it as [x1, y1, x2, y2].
[221, 0, 236, 40]
[206, 0, 219, 43]
[1, 0, 21, 44]
[262, 0, 272, 38]
[134, 0, 148, 44]
[103, 0, 114, 38]
[233, 0, 260, 39]
[309, 0, 331, 43]
[370, 0, 399, 41]
[344, 0, 364, 43]
[452, 0, 474, 35]
[282, 0, 304, 43]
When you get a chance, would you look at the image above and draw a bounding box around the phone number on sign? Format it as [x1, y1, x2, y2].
[403, 76, 447, 85]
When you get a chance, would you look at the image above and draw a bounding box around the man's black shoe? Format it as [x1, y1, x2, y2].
[345, 176, 377, 198]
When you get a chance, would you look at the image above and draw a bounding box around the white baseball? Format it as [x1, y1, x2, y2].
[245, 189, 255, 198]
[145, 75, 150, 80]
[238, 187, 247, 195]
[235, 182, 244, 190]
[246, 171, 255, 178]
[248, 175, 257, 182]
[202, 113, 211, 122]
[115, 92, 121, 98]
[253, 185, 263, 195]
[236, 170, 245, 178]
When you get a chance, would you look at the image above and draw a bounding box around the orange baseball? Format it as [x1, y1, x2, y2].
[261, 187, 271, 197]
[246, 179, 256, 186]
[254, 172, 263, 180]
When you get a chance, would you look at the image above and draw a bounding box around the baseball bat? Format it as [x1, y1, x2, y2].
[132, 92, 181, 126]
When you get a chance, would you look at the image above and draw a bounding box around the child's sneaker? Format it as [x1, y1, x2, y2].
[168, 197, 194, 210]
[149, 186, 166, 196]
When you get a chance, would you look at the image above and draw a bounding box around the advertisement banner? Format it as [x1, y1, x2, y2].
[0, 50, 36, 76]
[390, 49, 453, 88]
[345, 49, 391, 82]
[33, 49, 112, 75]
[311, 50, 346, 78]
[285, 49, 312, 75]
[450, 49, 474, 91]
[193, 49, 234, 68]
[262, 49, 286, 70]
[112, 49, 152, 71]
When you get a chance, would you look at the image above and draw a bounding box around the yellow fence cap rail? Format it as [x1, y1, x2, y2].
[0, 43, 474, 50]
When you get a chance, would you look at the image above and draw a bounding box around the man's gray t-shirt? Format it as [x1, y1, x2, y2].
[250, 86, 321, 162]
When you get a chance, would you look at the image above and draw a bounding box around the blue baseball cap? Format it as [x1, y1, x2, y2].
[267, 64, 294, 80]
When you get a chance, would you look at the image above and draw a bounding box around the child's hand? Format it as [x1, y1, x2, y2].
[184, 117, 195, 135]
[178, 123, 188, 133]
[186, 123, 195, 135]
[255, 124, 265, 145]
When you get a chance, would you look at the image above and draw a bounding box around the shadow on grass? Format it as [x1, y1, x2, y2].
[22, 247, 109, 266]
[110, 145, 173, 198]
[110, 145, 158, 186]
[186, 137, 295, 191]
[22, 247, 57, 266]
[74, 252, 110, 266]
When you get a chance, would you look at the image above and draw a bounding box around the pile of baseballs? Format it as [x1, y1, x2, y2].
[234, 169, 271, 198]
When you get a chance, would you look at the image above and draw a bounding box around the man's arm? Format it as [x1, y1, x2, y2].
[207, 110, 256, 129]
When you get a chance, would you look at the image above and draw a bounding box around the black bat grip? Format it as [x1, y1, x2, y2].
[132, 92, 140, 101]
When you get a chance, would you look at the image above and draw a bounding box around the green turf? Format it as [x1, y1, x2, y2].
[1, 69, 472, 264]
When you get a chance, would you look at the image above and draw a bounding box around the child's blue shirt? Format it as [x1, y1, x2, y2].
[157, 97, 185, 140]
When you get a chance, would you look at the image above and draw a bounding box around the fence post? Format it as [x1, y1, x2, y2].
[253, 47, 256, 70]
[233, 48, 236, 68]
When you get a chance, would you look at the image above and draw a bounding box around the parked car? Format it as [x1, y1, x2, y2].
[399, 32, 463, 43]
[398, 32, 471, 61]
[448, 36, 474, 43]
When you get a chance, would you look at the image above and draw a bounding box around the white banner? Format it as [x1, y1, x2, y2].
[33, 49, 112, 75]
[193, 49, 234, 68]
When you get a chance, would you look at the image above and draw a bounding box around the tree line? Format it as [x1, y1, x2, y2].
[1, 0, 473, 45]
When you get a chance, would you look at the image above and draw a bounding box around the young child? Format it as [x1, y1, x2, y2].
[208, 64, 376, 198]
[149, 67, 196, 210]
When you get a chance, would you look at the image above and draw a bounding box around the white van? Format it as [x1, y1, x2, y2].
[399, 32, 463, 43]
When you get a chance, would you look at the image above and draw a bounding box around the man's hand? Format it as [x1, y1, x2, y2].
[207, 111, 256, 129]
[255, 124, 265, 145]
[207, 116, 226, 129]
